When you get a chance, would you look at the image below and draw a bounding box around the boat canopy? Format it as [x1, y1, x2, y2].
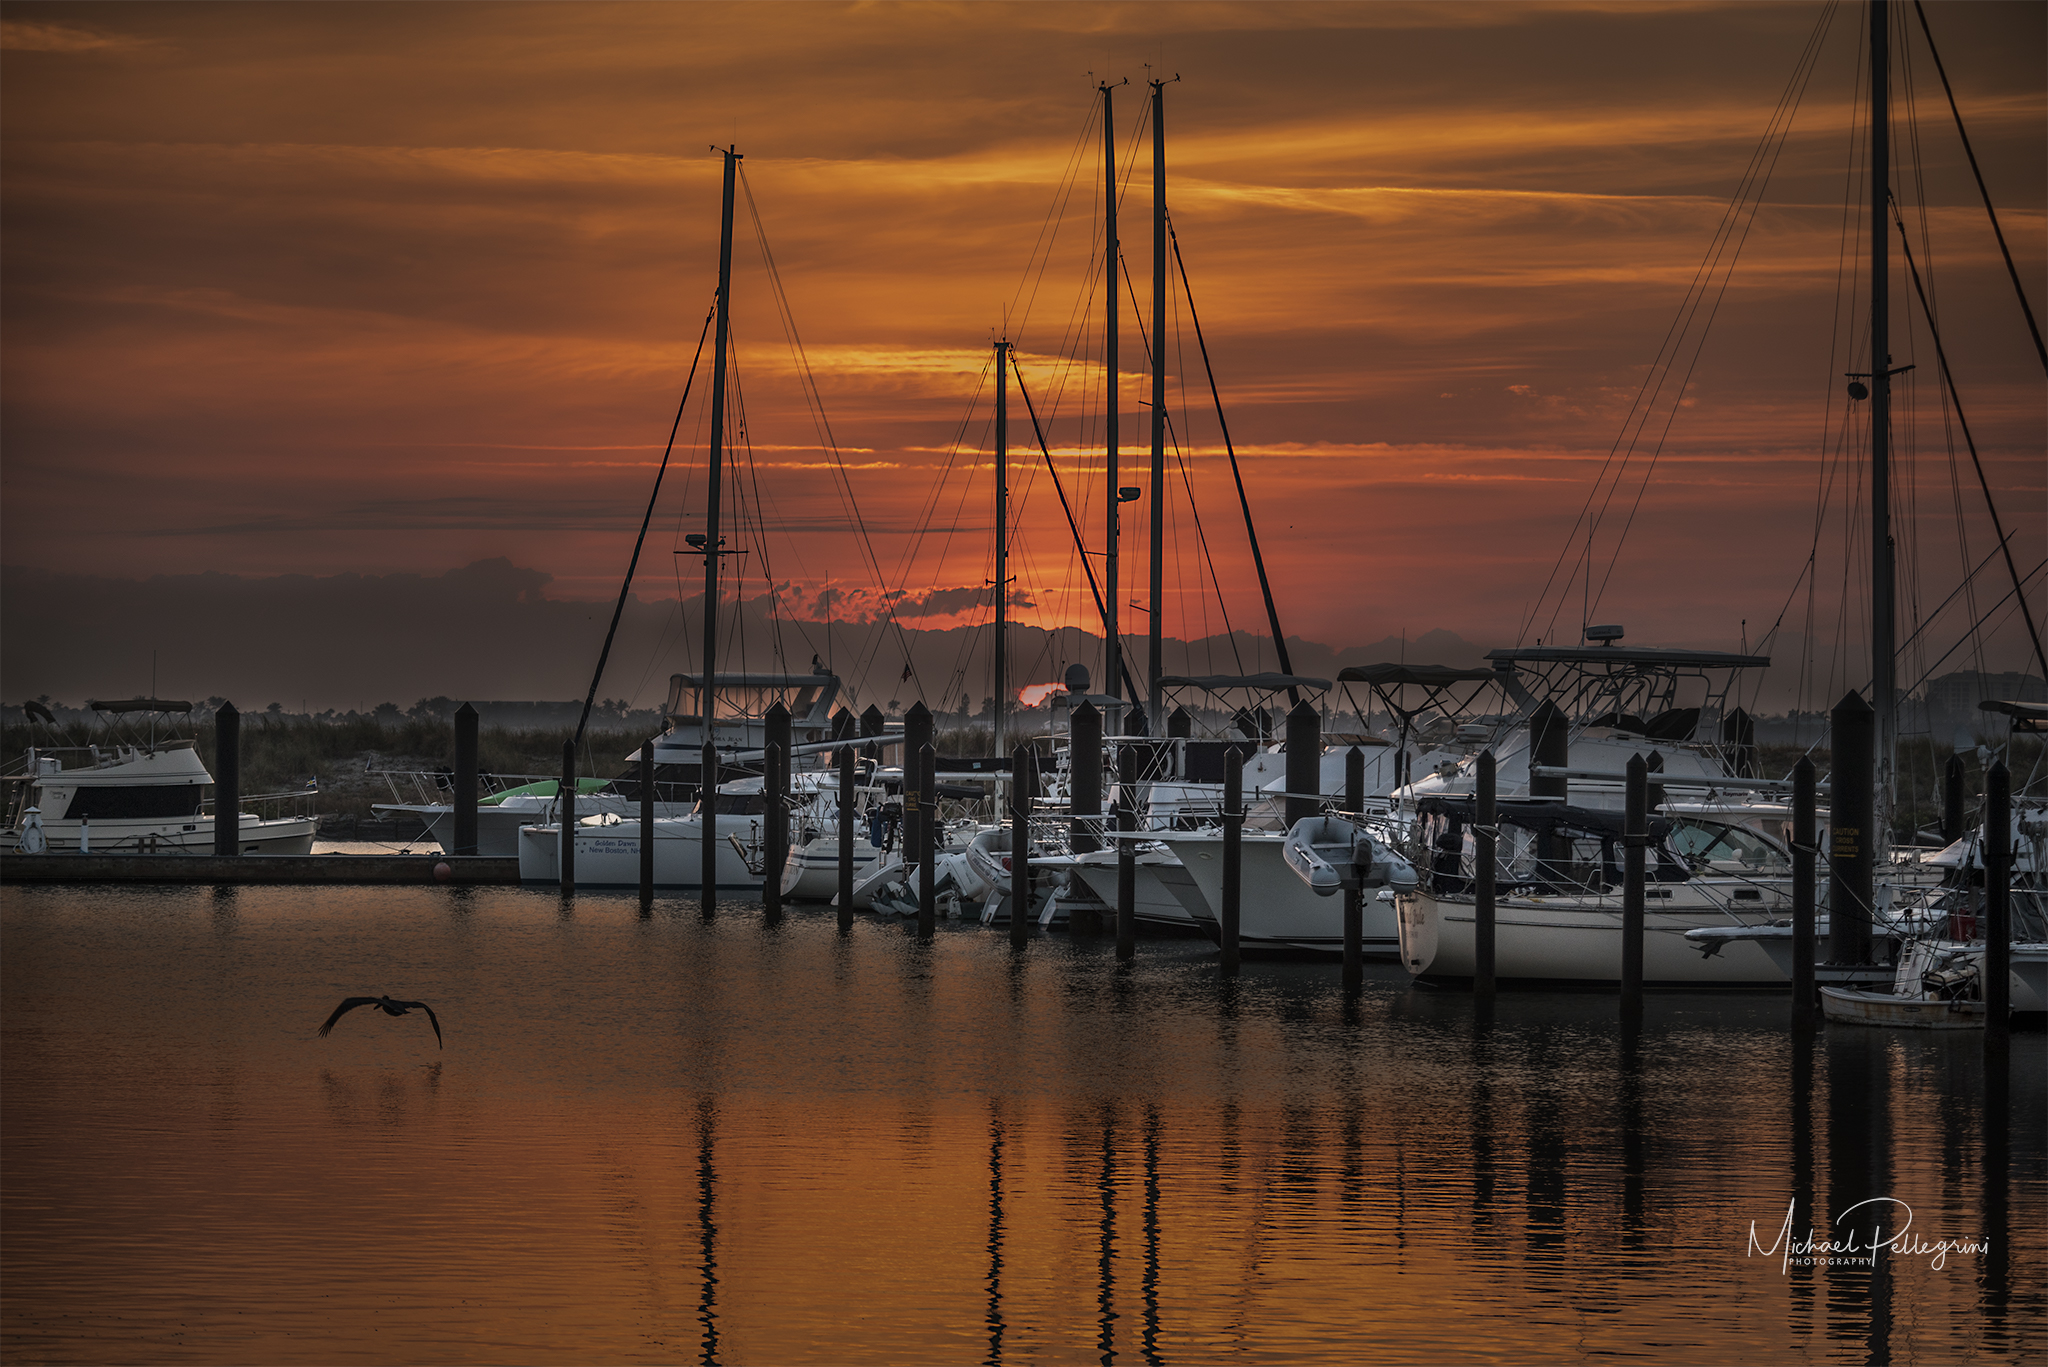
[1486, 645, 1770, 669]
[1336, 664, 1495, 687]
[87, 698, 194, 714]
[1979, 699, 2047, 732]
[1415, 795, 1676, 842]
[1158, 673, 1331, 693]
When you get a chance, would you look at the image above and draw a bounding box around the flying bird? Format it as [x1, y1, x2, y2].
[318, 996, 442, 1048]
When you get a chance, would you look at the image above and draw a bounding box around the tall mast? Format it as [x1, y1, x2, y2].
[1148, 76, 1168, 734]
[1869, 1, 1896, 848]
[1101, 80, 1121, 713]
[702, 146, 738, 894]
[994, 337, 1009, 758]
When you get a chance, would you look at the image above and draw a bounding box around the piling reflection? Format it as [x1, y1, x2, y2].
[985, 1098, 1006, 1365]
[695, 1092, 719, 1367]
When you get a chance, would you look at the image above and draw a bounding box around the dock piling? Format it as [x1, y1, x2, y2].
[1474, 750, 1497, 998]
[560, 739, 577, 894]
[1116, 743, 1136, 962]
[1285, 700, 1319, 827]
[213, 701, 240, 857]
[917, 741, 936, 940]
[1942, 752, 1965, 843]
[700, 741, 717, 914]
[1071, 702, 1102, 854]
[639, 745, 655, 903]
[1221, 746, 1243, 977]
[1792, 755, 1816, 1031]
[1622, 753, 1646, 1029]
[1985, 760, 2011, 1056]
[1342, 746, 1364, 991]
[764, 703, 791, 917]
[838, 741, 856, 930]
[1011, 744, 1035, 948]
[454, 702, 478, 856]
[1827, 692, 1875, 969]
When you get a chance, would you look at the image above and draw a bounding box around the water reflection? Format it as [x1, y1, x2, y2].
[1, 885, 2041, 1365]
[695, 1092, 719, 1366]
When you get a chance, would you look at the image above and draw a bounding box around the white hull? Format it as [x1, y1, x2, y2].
[1396, 886, 1789, 987]
[1153, 832, 1401, 955]
[2015, 945, 2048, 1013]
[1061, 849, 1207, 930]
[378, 799, 693, 857]
[1819, 985, 1987, 1029]
[516, 816, 764, 889]
[780, 832, 888, 901]
[5, 813, 315, 856]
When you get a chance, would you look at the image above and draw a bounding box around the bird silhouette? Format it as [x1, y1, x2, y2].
[318, 996, 442, 1048]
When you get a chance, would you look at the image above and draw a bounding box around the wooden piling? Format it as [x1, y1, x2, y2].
[454, 702, 478, 856]
[700, 740, 717, 914]
[1221, 746, 1243, 977]
[860, 703, 886, 769]
[1071, 702, 1102, 853]
[639, 746, 655, 903]
[1343, 746, 1364, 991]
[1985, 760, 2011, 1055]
[764, 703, 791, 916]
[1116, 743, 1136, 962]
[1474, 750, 1497, 997]
[212, 701, 240, 857]
[837, 741, 856, 930]
[917, 741, 937, 939]
[1792, 755, 1816, 1031]
[560, 739, 577, 894]
[1622, 753, 1646, 1028]
[1827, 692, 1875, 968]
[1284, 700, 1320, 828]
[1011, 744, 1035, 948]
[1942, 752, 1965, 844]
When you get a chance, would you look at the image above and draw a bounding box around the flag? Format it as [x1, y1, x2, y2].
[901, 661, 914, 681]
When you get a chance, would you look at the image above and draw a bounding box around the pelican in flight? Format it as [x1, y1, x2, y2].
[318, 996, 443, 1048]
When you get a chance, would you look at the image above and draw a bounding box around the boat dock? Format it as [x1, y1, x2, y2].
[1, 854, 519, 885]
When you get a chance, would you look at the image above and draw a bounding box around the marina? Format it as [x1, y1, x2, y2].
[3, 0, 2042, 1362]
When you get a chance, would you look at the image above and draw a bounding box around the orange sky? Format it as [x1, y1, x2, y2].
[3, 1, 2042, 676]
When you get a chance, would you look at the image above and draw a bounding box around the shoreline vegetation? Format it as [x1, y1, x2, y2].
[5, 707, 2035, 840]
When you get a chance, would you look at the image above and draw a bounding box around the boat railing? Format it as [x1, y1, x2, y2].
[200, 788, 321, 824]
[368, 769, 565, 806]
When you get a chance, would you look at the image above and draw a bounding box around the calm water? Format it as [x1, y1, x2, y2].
[4, 884, 2042, 1364]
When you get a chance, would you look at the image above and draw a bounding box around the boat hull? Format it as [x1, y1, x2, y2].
[1397, 887, 1788, 988]
[516, 817, 764, 889]
[1153, 832, 1401, 956]
[5, 814, 315, 856]
[1819, 985, 1987, 1029]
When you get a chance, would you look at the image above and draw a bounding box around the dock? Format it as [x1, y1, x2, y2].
[1, 854, 520, 886]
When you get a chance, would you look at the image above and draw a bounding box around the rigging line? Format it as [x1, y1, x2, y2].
[1161, 404, 1245, 673]
[573, 295, 718, 748]
[1890, 197, 2048, 682]
[1584, 13, 1836, 622]
[1524, 0, 1840, 643]
[1166, 212, 1300, 707]
[1012, 353, 1144, 700]
[1895, 529, 2022, 660]
[738, 163, 924, 700]
[1911, 0, 2048, 374]
[1585, 39, 1827, 622]
[1897, 557, 2048, 698]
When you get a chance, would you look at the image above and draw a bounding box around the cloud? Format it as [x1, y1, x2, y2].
[0, 20, 154, 53]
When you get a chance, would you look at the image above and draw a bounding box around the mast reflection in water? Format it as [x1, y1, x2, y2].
[2, 883, 2041, 1364]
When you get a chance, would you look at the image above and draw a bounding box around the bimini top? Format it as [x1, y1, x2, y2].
[87, 697, 194, 714]
[1980, 699, 2048, 729]
[1486, 645, 1770, 670]
[1158, 673, 1332, 693]
[1336, 664, 1497, 687]
[670, 673, 841, 690]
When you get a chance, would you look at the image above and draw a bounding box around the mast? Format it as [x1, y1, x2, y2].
[1869, 1, 1896, 850]
[702, 146, 739, 894]
[1148, 76, 1168, 734]
[1101, 79, 1121, 713]
[994, 337, 1009, 757]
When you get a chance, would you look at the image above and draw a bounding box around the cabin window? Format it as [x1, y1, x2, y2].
[64, 785, 206, 820]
